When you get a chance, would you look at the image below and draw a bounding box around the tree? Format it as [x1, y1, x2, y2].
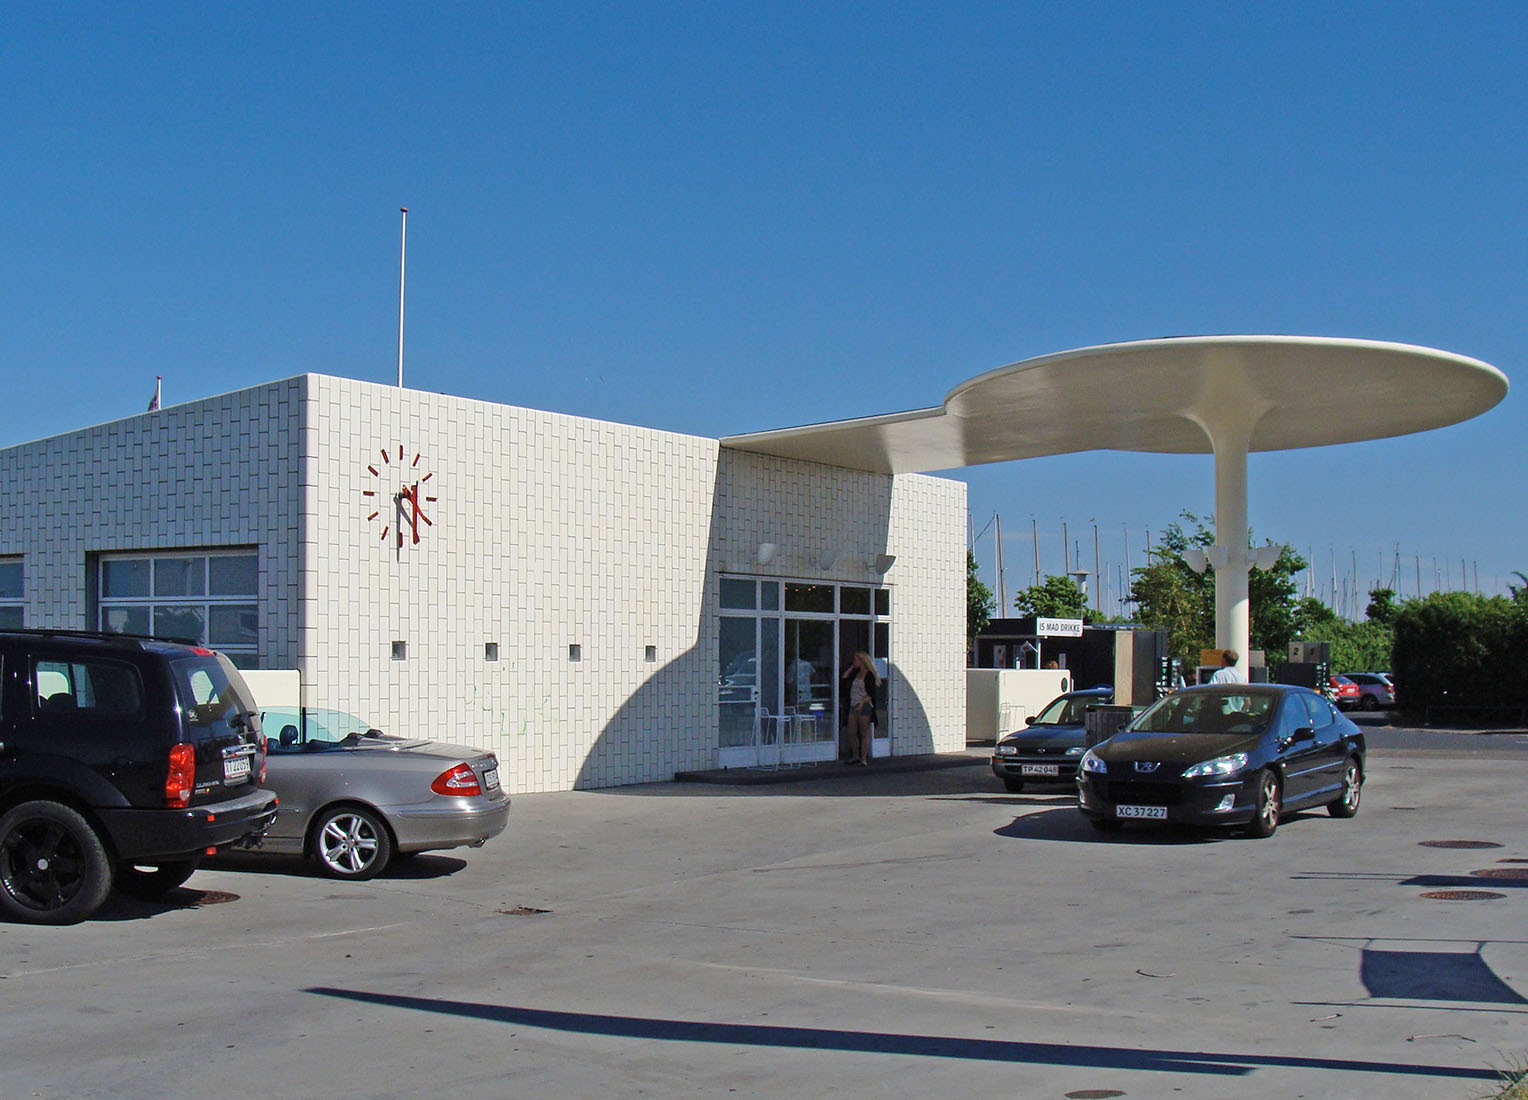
[1291, 589, 1399, 675]
[1126, 512, 1306, 668]
[1365, 587, 1398, 627]
[1013, 574, 1087, 619]
[966, 551, 995, 648]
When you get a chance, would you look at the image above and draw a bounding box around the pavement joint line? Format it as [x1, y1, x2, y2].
[675, 958, 1134, 1016]
[0, 921, 412, 980]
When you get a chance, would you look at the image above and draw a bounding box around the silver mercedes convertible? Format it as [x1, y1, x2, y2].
[255, 707, 510, 879]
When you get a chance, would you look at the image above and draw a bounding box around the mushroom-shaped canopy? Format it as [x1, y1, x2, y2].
[722, 336, 1508, 473]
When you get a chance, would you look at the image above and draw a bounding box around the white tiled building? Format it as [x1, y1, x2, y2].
[0, 374, 966, 793]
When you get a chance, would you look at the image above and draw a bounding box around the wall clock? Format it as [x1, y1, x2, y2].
[361, 444, 436, 547]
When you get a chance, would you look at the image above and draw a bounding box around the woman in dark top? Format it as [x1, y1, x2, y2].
[841, 651, 879, 766]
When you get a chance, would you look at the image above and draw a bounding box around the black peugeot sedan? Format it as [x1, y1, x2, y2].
[1076, 684, 1364, 838]
[991, 686, 1113, 792]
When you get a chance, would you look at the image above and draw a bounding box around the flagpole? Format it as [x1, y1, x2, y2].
[397, 206, 408, 388]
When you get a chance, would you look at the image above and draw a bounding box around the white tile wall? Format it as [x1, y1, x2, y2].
[0, 373, 966, 793]
[0, 379, 305, 664]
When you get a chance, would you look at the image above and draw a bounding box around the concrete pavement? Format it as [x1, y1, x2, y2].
[2, 732, 1525, 1099]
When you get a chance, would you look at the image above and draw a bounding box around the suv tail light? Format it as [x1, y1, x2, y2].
[166, 743, 197, 808]
[430, 763, 482, 797]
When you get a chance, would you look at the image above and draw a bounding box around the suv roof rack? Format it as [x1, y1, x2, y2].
[0, 628, 202, 647]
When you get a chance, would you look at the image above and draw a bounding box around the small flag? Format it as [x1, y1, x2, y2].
[148, 376, 162, 412]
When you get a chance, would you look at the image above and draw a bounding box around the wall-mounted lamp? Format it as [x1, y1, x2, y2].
[871, 554, 896, 574]
[757, 542, 778, 565]
[819, 550, 841, 571]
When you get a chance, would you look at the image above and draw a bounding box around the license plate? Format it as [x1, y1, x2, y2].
[483, 766, 500, 791]
[1021, 764, 1060, 776]
[1115, 804, 1167, 820]
[224, 754, 252, 783]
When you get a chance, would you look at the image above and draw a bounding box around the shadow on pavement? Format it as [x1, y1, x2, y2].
[303, 987, 1501, 1082]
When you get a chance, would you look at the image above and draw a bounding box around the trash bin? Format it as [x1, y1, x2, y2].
[1084, 705, 1136, 748]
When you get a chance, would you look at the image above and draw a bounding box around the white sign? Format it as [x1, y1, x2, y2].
[1037, 617, 1084, 638]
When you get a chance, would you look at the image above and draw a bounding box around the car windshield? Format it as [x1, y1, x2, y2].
[1033, 694, 1100, 725]
[261, 707, 381, 752]
[1131, 691, 1274, 736]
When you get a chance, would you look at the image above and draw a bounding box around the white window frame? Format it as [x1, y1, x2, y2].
[97, 549, 259, 666]
[0, 557, 22, 629]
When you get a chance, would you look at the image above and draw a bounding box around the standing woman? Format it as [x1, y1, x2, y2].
[841, 651, 879, 766]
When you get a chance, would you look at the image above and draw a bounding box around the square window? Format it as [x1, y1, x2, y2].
[209, 554, 258, 596]
[154, 605, 206, 644]
[840, 587, 871, 615]
[209, 604, 258, 648]
[0, 606, 22, 629]
[720, 578, 756, 610]
[785, 584, 834, 613]
[0, 560, 21, 601]
[102, 606, 150, 635]
[154, 557, 206, 598]
[102, 558, 150, 598]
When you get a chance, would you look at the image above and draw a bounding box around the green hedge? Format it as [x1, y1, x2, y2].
[1392, 592, 1528, 717]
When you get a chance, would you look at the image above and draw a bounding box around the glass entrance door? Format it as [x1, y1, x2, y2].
[718, 578, 890, 767]
[784, 619, 836, 761]
[838, 620, 890, 758]
[718, 616, 758, 753]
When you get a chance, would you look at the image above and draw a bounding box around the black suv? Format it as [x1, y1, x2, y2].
[0, 630, 276, 924]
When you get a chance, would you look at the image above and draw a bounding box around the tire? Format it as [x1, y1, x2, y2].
[1002, 777, 1026, 793]
[311, 806, 393, 880]
[0, 800, 114, 925]
[1360, 694, 1379, 711]
[114, 858, 200, 899]
[1245, 770, 1281, 838]
[1328, 757, 1363, 818]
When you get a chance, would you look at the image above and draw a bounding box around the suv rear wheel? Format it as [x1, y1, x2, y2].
[0, 800, 114, 925]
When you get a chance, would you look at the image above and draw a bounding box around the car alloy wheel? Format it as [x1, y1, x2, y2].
[1247, 770, 1281, 838]
[1328, 759, 1362, 818]
[313, 806, 393, 880]
[0, 800, 114, 925]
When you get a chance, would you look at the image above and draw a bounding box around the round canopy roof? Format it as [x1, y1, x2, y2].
[722, 336, 1509, 473]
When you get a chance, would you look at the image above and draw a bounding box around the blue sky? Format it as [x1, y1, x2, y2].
[3, 3, 1523, 612]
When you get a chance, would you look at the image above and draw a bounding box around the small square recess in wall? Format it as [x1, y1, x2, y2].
[391, 641, 407, 661]
[645, 645, 657, 662]
[485, 642, 499, 661]
[568, 644, 581, 662]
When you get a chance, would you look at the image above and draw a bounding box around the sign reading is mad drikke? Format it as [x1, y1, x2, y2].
[1037, 617, 1084, 638]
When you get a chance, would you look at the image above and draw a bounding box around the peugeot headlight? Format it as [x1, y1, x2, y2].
[995, 744, 1017, 756]
[1080, 750, 1107, 774]
[1181, 752, 1249, 778]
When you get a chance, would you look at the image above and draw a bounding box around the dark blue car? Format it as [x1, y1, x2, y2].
[990, 686, 1113, 792]
[1076, 684, 1365, 837]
